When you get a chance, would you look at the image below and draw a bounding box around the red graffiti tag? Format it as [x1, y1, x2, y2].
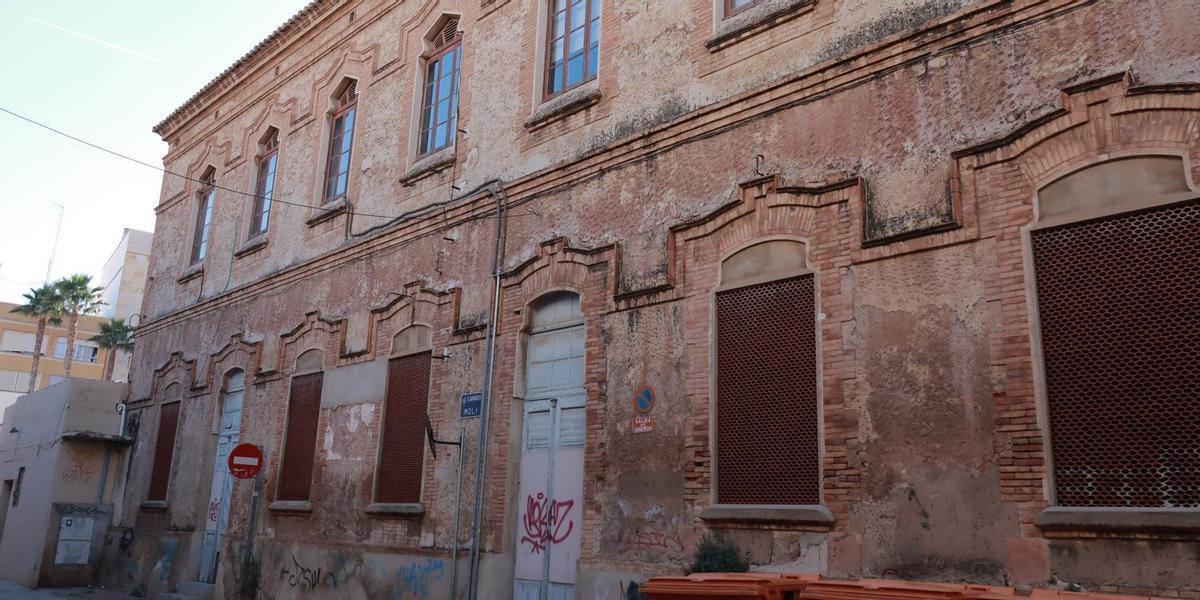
[520, 492, 574, 554]
[207, 500, 220, 523]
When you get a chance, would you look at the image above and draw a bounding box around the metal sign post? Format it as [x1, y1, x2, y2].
[233, 445, 264, 599]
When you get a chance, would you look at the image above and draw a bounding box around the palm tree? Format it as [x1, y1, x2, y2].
[10, 284, 65, 393]
[55, 274, 105, 378]
[90, 319, 134, 381]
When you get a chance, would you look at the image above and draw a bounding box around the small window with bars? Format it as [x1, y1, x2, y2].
[191, 168, 216, 265]
[251, 128, 278, 237]
[375, 352, 432, 504]
[715, 274, 820, 506]
[323, 81, 358, 204]
[277, 371, 324, 502]
[544, 0, 600, 99]
[418, 19, 462, 157]
[1032, 199, 1200, 509]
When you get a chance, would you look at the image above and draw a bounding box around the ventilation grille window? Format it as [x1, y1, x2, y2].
[263, 128, 279, 151]
[715, 274, 820, 505]
[1033, 199, 1200, 508]
[434, 18, 460, 50]
[147, 402, 180, 502]
[376, 352, 432, 504]
[338, 80, 358, 106]
[278, 372, 323, 502]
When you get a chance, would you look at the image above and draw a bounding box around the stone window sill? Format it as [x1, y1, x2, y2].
[139, 500, 168, 511]
[176, 263, 204, 284]
[525, 82, 602, 131]
[700, 504, 835, 527]
[707, 0, 816, 52]
[306, 198, 349, 227]
[234, 235, 268, 259]
[400, 147, 456, 186]
[268, 500, 313, 513]
[365, 502, 425, 518]
[1035, 507, 1200, 534]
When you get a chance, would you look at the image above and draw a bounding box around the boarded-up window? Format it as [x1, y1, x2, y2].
[715, 274, 819, 505]
[1033, 199, 1200, 508]
[278, 372, 323, 502]
[148, 401, 180, 502]
[376, 353, 432, 504]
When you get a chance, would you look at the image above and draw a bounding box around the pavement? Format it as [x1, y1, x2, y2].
[0, 580, 140, 600]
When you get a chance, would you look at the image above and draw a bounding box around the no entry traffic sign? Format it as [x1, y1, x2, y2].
[227, 443, 264, 479]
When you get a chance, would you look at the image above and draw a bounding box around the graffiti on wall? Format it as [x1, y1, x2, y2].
[520, 492, 575, 554]
[391, 559, 445, 600]
[276, 553, 445, 598]
[279, 553, 365, 591]
[61, 446, 98, 483]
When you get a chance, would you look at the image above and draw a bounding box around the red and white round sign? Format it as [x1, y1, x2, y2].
[227, 443, 264, 479]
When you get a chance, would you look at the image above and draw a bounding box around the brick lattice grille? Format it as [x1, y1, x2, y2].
[716, 274, 820, 505]
[1033, 199, 1200, 508]
[147, 402, 180, 502]
[376, 352, 432, 504]
[278, 372, 323, 502]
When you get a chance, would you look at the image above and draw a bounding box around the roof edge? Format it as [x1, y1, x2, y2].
[152, 0, 342, 138]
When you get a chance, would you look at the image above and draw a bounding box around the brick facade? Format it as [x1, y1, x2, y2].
[106, 0, 1200, 598]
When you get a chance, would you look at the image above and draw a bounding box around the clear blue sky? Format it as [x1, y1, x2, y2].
[0, 0, 310, 303]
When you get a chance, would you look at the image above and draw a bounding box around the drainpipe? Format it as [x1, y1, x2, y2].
[466, 184, 508, 600]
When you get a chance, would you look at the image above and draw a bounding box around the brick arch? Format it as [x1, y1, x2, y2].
[483, 237, 615, 558]
[150, 351, 198, 400]
[369, 280, 452, 357]
[205, 333, 262, 390]
[668, 174, 861, 524]
[277, 311, 346, 375]
[957, 72, 1200, 536]
[237, 95, 297, 163]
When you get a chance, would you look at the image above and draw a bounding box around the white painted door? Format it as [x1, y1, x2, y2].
[199, 374, 244, 583]
[514, 294, 585, 600]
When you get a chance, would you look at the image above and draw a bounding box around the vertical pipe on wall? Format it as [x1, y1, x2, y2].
[449, 426, 464, 600]
[466, 185, 508, 600]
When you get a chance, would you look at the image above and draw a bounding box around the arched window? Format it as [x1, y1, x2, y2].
[418, 18, 462, 156]
[1029, 156, 1200, 509]
[713, 240, 819, 506]
[323, 80, 357, 204]
[278, 349, 324, 502]
[191, 167, 216, 264]
[250, 128, 278, 237]
[374, 325, 433, 505]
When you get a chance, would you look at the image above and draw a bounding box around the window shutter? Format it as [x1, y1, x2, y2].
[278, 372, 323, 502]
[715, 274, 820, 505]
[147, 402, 180, 502]
[265, 128, 279, 151]
[1034, 199, 1200, 508]
[376, 352, 432, 504]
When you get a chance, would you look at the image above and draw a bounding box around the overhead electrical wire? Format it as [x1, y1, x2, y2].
[0, 105, 466, 222]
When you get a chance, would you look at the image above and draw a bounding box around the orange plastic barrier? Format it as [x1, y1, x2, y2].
[641, 574, 1165, 600]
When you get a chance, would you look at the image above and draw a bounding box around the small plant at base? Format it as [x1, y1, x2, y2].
[688, 534, 749, 574]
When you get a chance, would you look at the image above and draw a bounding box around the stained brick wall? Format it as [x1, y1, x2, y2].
[107, 0, 1200, 598]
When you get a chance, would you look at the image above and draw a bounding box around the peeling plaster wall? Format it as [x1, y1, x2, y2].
[113, 0, 1200, 598]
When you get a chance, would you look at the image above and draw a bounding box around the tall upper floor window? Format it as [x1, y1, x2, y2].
[251, 128, 278, 237]
[419, 20, 462, 156]
[545, 0, 600, 98]
[191, 168, 216, 265]
[323, 81, 357, 203]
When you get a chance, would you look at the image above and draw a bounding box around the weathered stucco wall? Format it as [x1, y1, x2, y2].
[115, 0, 1200, 598]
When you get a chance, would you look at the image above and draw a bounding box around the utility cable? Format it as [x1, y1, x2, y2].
[1, 106, 431, 221]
